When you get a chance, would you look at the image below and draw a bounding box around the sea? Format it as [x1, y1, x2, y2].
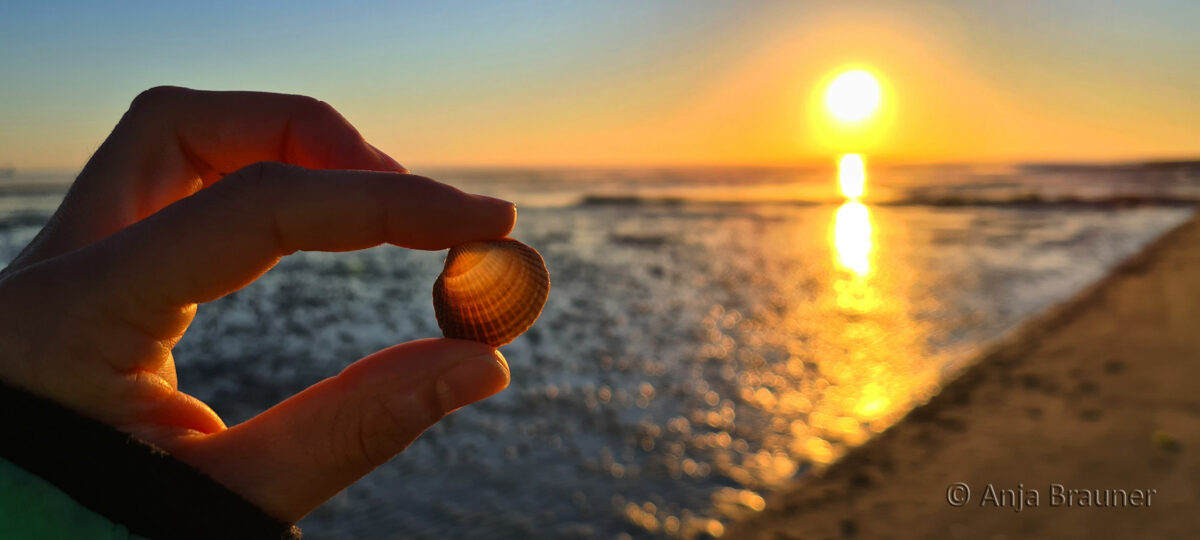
[0, 161, 1197, 539]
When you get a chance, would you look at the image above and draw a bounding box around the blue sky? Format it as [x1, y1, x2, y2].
[2, 1, 1198, 168]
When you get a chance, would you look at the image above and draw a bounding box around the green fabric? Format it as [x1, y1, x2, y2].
[0, 456, 150, 540]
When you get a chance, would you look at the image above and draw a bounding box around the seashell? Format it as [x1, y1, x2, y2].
[433, 238, 550, 347]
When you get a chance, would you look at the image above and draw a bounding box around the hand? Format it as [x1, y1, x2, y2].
[0, 87, 515, 522]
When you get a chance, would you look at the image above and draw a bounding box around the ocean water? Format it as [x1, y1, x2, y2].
[0, 162, 1197, 538]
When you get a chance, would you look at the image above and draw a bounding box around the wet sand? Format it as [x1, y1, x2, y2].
[729, 213, 1200, 539]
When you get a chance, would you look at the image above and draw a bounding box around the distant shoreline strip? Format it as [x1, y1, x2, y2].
[577, 194, 1200, 209]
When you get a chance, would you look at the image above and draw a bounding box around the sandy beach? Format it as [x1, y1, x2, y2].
[729, 213, 1200, 539]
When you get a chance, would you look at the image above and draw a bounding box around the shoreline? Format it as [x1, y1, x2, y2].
[729, 212, 1200, 539]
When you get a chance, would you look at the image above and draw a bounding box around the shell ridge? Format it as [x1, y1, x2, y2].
[432, 238, 549, 347]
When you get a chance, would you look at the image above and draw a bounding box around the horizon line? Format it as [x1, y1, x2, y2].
[8, 154, 1200, 175]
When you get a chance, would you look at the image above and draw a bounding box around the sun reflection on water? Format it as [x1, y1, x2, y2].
[614, 156, 956, 537]
[696, 155, 944, 503]
[837, 153, 866, 199]
[833, 202, 873, 277]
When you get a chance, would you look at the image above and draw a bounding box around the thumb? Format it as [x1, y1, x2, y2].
[173, 339, 509, 522]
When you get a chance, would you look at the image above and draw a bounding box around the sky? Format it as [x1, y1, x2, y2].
[1, 0, 1198, 169]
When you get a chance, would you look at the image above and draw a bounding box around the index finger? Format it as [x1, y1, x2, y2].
[92, 162, 515, 322]
[118, 87, 404, 179]
[21, 88, 408, 271]
[100, 86, 407, 218]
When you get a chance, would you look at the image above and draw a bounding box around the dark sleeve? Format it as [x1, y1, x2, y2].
[0, 380, 301, 540]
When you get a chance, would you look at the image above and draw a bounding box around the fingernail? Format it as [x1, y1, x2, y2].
[435, 350, 510, 413]
[476, 194, 515, 209]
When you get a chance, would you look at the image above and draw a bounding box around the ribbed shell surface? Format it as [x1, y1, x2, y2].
[433, 239, 550, 346]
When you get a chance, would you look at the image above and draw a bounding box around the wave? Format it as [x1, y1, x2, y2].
[0, 182, 71, 196]
[576, 193, 1200, 209]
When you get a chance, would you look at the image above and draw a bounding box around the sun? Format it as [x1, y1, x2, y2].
[825, 69, 882, 123]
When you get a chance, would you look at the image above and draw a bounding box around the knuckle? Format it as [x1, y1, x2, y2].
[345, 393, 440, 469]
[299, 95, 340, 118]
[127, 85, 189, 117]
[224, 161, 291, 195]
[216, 161, 301, 253]
[120, 86, 192, 135]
